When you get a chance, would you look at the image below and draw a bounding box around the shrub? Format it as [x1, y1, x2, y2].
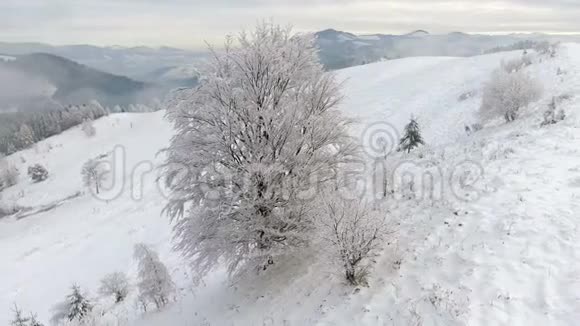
[318, 197, 387, 286]
[99, 272, 129, 303]
[458, 90, 476, 102]
[27, 164, 49, 183]
[0, 158, 19, 190]
[480, 69, 543, 123]
[501, 55, 531, 73]
[81, 120, 96, 138]
[534, 41, 558, 57]
[541, 97, 566, 126]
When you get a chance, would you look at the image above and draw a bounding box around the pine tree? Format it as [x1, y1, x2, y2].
[66, 285, 93, 321]
[399, 117, 425, 153]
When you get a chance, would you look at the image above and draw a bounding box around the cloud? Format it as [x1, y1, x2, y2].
[0, 0, 579, 48]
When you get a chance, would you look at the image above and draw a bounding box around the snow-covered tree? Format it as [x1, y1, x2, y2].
[81, 120, 96, 138]
[81, 159, 107, 194]
[17, 124, 35, 148]
[10, 304, 30, 326]
[29, 314, 44, 326]
[541, 97, 566, 126]
[99, 272, 129, 303]
[0, 157, 19, 191]
[134, 244, 174, 311]
[28, 164, 48, 183]
[399, 117, 424, 153]
[51, 285, 93, 324]
[163, 22, 358, 282]
[317, 196, 387, 286]
[480, 68, 543, 123]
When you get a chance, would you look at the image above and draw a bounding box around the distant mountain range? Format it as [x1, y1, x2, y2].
[0, 53, 157, 110]
[0, 42, 206, 82]
[0, 30, 578, 112]
[3, 31, 579, 78]
[314, 29, 580, 70]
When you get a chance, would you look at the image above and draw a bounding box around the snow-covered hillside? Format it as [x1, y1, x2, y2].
[2, 44, 580, 325]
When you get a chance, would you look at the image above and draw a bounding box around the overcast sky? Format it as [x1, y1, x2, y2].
[1, 0, 580, 49]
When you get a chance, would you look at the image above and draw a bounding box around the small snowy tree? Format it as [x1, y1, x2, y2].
[541, 97, 566, 126]
[99, 272, 129, 303]
[317, 197, 387, 286]
[28, 164, 48, 183]
[0, 157, 19, 190]
[81, 159, 107, 194]
[29, 314, 44, 326]
[17, 124, 36, 148]
[51, 285, 93, 324]
[10, 304, 30, 326]
[81, 120, 96, 138]
[480, 69, 543, 123]
[134, 244, 174, 311]
[399, 117, 425, 153]
[163, 22, 358, 282]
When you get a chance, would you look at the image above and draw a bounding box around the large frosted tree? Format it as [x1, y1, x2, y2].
[163, 23, 358, 281]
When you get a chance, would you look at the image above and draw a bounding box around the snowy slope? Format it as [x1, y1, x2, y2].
[2, 45, 580, 325]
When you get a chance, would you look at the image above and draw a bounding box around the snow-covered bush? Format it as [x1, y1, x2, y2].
[163, 22, 358, 282]
[81, 120, 96, 138]
[541, 97, 566, 126]
[501, 55, 532, 73]
[27, 164, 49, 183]
[534, 41, 558, 57]
[51, 285, 93, 325]
[471, 123, 483, 132]
[134, 244, 174, 311]
[399, 117, 425, 153]
[81, 159, 108, 195]
[479, 69, 543, 123]
[99, 272, 129, 303]
[318, 197, 387, 286]
[464, 123, 483, 135]
[458, 90, 476, 102]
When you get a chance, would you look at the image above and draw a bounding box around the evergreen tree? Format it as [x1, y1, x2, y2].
[66, 285, 93, 321]
[399, 117, 425, 153]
